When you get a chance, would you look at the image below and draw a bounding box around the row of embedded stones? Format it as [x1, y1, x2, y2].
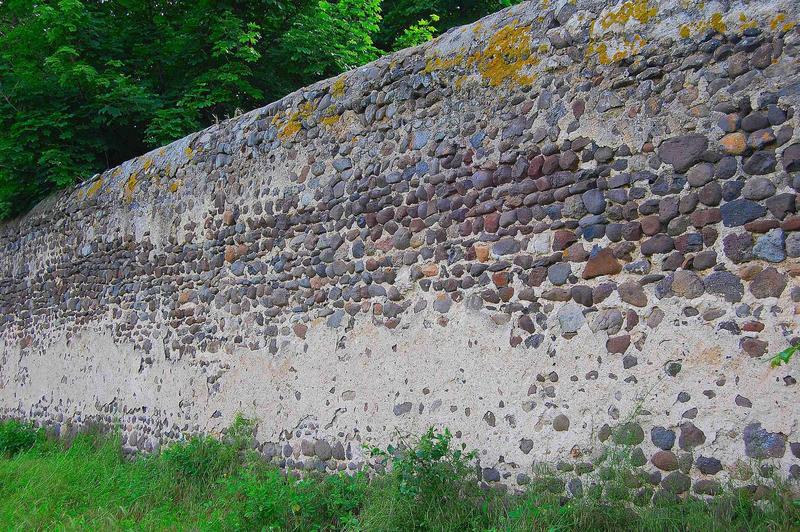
[7, 116, 799, 363]
[0, 23, 797, 358]
[6, 71, 797, 358]
[7, 405, 800, 501]
[255, 420, 800, 498]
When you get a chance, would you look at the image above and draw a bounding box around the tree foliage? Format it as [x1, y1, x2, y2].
[0, 0, 521, 219]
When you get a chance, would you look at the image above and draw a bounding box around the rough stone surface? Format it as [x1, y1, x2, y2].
[753, 229, 786, 262]
[749, 267, 787, 299]
[743, 423, 786, 459]
[0, 0, 797, 491]
[658, 135, 708, 173]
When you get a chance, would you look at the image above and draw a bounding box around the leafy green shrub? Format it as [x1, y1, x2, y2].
[361, 427, 500, 530]
[208, 461, 367, 530]
[0, 420, 41, 457]
[373, 427, 476, 499]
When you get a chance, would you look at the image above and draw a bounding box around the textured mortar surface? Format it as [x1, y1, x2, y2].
[1, 0, 799, 495]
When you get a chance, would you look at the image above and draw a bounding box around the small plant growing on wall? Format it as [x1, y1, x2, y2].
[770, 342, 799, 368]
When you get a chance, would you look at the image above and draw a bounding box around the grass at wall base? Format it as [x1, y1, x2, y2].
[0, 416, 797, 531]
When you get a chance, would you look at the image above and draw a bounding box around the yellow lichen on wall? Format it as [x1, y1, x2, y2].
[586, 34, 646, 65]
[274, 101, 316, 141]
[331, 77, 346, 99]
[424, 53, 465, 73]
[770, 13, 797, 32]
[597, 0, 657, 31]
[123, 173, 138, 204]
[86, 178, 103, 199]
[278, 116, 302, 140]
[586, 0, 657, 66]
[320, 113, 341, 127]
[678, 12, 727, 38]
[466, 22, 539, 87]
[168, 179, 183, 194]
[737, 12, 757, 31]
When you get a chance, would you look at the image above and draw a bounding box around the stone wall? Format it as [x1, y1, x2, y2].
[1, 0, 799, 496]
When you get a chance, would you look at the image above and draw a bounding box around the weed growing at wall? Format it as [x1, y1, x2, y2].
[0, 420, 43, 457]
[0, 418, 797, 530]
[770, 342, 800, 368]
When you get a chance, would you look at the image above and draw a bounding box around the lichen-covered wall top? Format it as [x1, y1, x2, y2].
[1, 0, 799, 495]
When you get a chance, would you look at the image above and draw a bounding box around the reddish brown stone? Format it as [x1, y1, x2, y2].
[749, 267, 787, 298]
[493, 271, 510, 287]
[742, 321, 765, 332]
[702, 226, 718, 246]
[365, 258, 380, 271]
[534, 176, 550, 191]
[744, 219, 780, 233]
[564, 242, 589, 262]
[651, 450, 679, 471]
[528, 155, 544, 177]
[375, 237, 393, 252]
[690, 208, 722, 228]
[738, 264, 762, 281]
[484, 213, 500, 233]
[640, 215, 662, 236]
[618, 282, 648, 307]
[606, 334, 631, 353]
[622, 222, 642, 241]
[582, 248, 622, 279]
[572, 99, 585, 118]
[224, 244, 246, 263]
[625, 310, 639, 331]
[420, 263, 439, 277]
[553, 230, 578, 251]
[781, 215, 800, 231]
[542, 154, 560, 175]
[542, 288, 571, 301]
[293, 323, 308, 339]
[499, 287, 515, 301]
[410, 218, 427, 232]
[740, 337, 768, 358]
[527, 267, 547, 286]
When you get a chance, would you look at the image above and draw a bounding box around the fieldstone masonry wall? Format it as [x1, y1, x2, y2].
[1, 0, 799, 498]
